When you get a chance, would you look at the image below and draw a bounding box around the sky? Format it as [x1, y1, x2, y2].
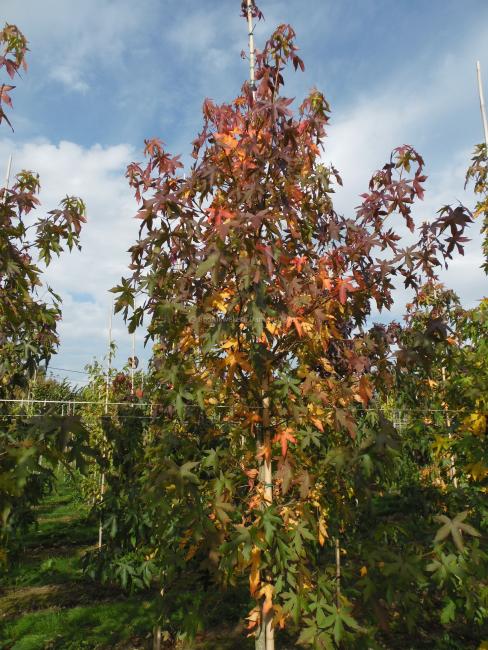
[1, 0, 487, 385]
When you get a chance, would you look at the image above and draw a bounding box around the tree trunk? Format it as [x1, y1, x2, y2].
[255, 620, 266, 650]
[153, 625, 162, 650]
[261, 379, 275, 650]
[98, 471, 105, 549]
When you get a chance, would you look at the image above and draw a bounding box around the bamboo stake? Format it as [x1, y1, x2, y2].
[3, 154, 12, 205]
[105, 301, 113, 413]
[262, 389, 274, 650]
[477, 61, 488, 148]
[131, 331, 135, 396]
[98, 300, 113, 550]
[245, 4, 268, 648]
[246, 0, 257, 101]
[335, 538, 341, 607]
[442, 365, 458, 488]
[431, 284, 458, 488]
[4, 153, 12, 187]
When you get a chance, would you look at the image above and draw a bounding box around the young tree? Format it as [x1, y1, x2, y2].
[465, 142, 488, 272]
[0, 23, 88, 555]
[114, 6, 474, 648]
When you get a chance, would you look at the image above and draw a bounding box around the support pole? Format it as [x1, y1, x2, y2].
[3, 154, 12, 204]
[4, 154, 12, 187]
[246, 0, 257, 100]
[98, 300, 113, 550]
[131, 331, 136, 396]
[245, 4, 271, 648]
[335, 537, 341, 607]
[477, 61, 488, 148]
[262, 391, 274, 650]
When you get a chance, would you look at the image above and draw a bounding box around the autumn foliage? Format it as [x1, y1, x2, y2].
[110, 9, 485, 646]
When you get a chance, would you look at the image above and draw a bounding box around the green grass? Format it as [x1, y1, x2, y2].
[0, 480, 157, 650]
[0, 480, 267, 649]
[0, 599, 155, 650]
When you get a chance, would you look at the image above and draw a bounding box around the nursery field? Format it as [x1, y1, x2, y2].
[1, 2, 488, 650]
[0, 481, 157, 650]
[0, 479, 258, 650]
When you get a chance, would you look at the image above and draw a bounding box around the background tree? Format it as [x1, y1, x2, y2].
[0, 23, 88, 559]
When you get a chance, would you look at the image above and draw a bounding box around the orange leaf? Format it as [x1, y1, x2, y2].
[259, 584, 274, 616]
[246, 607, 260, 634]
[358, 375, 373, 406]
[286, 316, 303, 337]
[273, 427, 297, 457]
[256, 443, 272, 464]
[214, 132, 239, 152]
[311, 417, 324, 432]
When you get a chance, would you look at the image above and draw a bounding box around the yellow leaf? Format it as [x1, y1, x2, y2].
[249, 546, 261, 596]
[465, 461, 488, 482]
[259, 583, 274, 615]
[318, 517, 328, 546]
[265, 320, 278, 335]
[221, 338, 237, 349]
[463, 412, 486, 436]
[360, 565, 368, 577]
[246, 607, 260, 634]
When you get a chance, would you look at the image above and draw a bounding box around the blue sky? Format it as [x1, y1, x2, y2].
[1, 0, 487, 384]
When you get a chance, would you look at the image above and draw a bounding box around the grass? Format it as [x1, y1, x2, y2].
[0, 480, 259, 650]
[1, 600, 156, 650]
[0, 480, 158, 650]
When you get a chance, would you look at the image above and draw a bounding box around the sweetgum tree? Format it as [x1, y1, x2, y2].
[0, 24, 89, 555]
[114, 6, 474, 647]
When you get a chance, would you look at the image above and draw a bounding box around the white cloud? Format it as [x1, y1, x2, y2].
[50, 66, 89, 94]
[322, 20, 488, 321]
[2, 0, 158, 93]
[0, 137, 149, 372]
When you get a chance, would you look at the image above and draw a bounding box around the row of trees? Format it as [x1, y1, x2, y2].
[1, 5, 487, 648]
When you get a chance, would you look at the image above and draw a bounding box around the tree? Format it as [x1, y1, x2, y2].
[465, 143, 488, 272]
[0, 23, 88, 557]
[113, 7, 475, 648]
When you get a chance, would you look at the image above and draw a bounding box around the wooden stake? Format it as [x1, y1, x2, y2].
[105, 301, 114, 414]
[477, 61, 488, 148]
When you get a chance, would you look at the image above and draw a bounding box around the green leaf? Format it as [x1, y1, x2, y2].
[214, 497, 234, 524]
[440, 599, 456, 625]
[195, 252, 219, 278]
[175, 393, 184, 419]
[297, 624, 317, 646]
[434, 512, 481, 551]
